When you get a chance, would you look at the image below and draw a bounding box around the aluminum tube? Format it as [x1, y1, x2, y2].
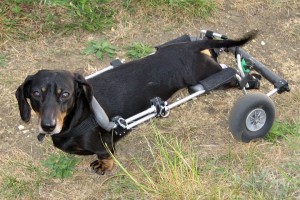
[125, 106, 157, 124]
[126, 113, 157, 129]
[167, 90, 206, 110]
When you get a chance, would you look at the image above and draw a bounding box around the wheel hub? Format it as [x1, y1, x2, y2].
[246, 108, 266, 132]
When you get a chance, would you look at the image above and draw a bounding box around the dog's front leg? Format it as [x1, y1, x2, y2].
[90, 156, 114, 175]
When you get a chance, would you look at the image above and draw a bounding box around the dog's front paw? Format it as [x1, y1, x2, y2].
[90, 157, 114, 175]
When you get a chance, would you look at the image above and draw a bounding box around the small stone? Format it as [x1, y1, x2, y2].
[261, 41, 266, 46]
[18, 125, 25, 130]
[23, 130, 29, 134]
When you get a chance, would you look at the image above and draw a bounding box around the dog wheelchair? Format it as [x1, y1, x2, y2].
[86, 30, 290, 143]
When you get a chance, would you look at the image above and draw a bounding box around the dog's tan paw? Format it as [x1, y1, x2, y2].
[90, 157, 114, 175]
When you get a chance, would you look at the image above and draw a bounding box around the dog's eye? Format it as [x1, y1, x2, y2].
[61, 91, 70, 98]
[32, 91, 41, 98]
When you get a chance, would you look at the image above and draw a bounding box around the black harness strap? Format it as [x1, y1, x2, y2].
[60, 114, 100, 138]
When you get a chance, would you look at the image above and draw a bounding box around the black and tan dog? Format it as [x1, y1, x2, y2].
[16, 31, 256, 174]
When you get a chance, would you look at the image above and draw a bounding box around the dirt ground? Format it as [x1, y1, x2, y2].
[0, 1, 299, 199]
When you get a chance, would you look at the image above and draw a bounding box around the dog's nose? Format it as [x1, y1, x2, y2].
[41, 123, 56, 133]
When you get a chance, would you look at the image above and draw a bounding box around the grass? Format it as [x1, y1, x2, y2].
[1, 176, 34, 199]
[0, 151, 47, 199]
[107, 121, 300, 199]
[0, 0, 114, 41]
[0, 54, 7, 67]
[285, 23, 300, 42]
[0, 0, 220, 42]
[109, 123, 202, 199]
[0, 0, 299, 199]
[124, 0, 219, 19]
[66, 0, 114, 32]
[266, 120, 300, 143]
[1, 121, 299, 199]
[0, 149, 81, 199]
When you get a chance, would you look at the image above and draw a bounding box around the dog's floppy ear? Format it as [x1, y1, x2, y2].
[15, 76, 32, 122]
[74, 73, 93, 103]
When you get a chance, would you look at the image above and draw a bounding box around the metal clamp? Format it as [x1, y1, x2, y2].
[150, 97, 170, 117]
[111, 116, 128, 136]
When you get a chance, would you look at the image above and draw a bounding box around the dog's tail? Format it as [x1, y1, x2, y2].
[193, 30, 258, 52]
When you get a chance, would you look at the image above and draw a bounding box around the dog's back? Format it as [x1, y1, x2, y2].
[88, 31, 257, 119]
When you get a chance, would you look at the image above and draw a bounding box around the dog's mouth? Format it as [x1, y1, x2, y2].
[37, 128, 61, 142]
[37, 133, 46, 142]
[37, 117, 64, 141]
[37, 129, 61, 142]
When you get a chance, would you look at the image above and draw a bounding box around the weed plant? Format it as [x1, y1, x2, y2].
[42, 153, 79, 179]
[126, 43, 154, 59]
[81, 39, 117, 60]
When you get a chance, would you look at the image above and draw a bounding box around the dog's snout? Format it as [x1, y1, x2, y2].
[41, 120, 56, 133]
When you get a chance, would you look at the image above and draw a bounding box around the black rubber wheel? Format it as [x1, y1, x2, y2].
[229, 93, 275, 142]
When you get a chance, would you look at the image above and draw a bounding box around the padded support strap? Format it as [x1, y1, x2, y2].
[91, 97, 115, 131]
[199, 68, 237, 92]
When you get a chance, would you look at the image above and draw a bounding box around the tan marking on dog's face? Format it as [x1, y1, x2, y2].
[201, 49, 212, 57]
[55, 111, 67, 134]
[57, 88, 62, 95]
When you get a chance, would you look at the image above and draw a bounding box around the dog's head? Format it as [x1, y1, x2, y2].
[15, 70, 92, 135]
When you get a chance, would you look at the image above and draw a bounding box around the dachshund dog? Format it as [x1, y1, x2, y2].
[16, 31, 256, 174]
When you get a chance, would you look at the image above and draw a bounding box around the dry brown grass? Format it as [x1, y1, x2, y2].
[0, 0, 299, 199]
